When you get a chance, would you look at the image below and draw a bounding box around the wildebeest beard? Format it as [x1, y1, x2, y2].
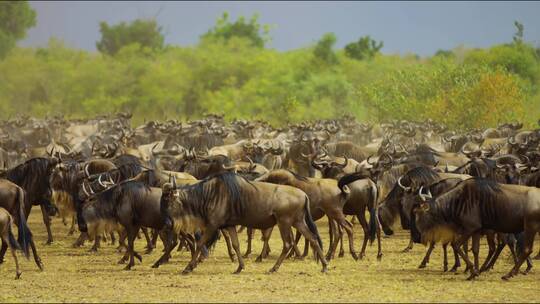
[166, 172, 256, 234]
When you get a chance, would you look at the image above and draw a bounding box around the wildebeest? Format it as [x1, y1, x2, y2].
[411, 177, 540, 280]
[0, 179, 39, 271]
[0, 207, 25, 279]
[160, 172, 328, 274]
[1, 157, 59, 244]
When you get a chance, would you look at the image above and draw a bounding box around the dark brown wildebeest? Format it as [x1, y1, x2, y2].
[0, 207, 23, 279]
[159, 172, 327, 274]
[81, 175, 169, 270]
[2, 157, 59, 244]
[411, 177, 540, 280]
[0, 179, 40, 271]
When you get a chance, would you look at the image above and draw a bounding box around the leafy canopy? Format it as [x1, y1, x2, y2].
[0, 1, 36, 59]
[96, 19, 164, 56]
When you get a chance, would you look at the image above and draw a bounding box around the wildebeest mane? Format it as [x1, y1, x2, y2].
[181, 172, 254, 218]
[435, 178, 502, 219]
[4, 157, 55, 201]
[94, 180, 151, 218]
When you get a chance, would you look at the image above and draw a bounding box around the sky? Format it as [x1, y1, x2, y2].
[20, 1, 540, 56]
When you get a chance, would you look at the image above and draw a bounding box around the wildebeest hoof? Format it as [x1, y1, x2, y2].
[151, 263, 160, 269]
[0, 258, 4, 264]
[401, 247, 412, 253]
[255, 256, 263, 263]
[377, 253, 383, 261]
[181, 268, 192, 275]
[268, 267, 278, 273]
[89, 247, 98, 253]
[15, 272, 21, 279]
[37, 261, 44, 271]
[338, 251, 345, 258]
[466, 272, 478, 281]
[45, 240, 53, 245]
[117, 258, 127, 264]
[233, 266, 244, 274]
[321, 267, 328, 273]
[123, 265, 132, 271]
[418, 263, 427, 269]
[501, 274, 513, 281]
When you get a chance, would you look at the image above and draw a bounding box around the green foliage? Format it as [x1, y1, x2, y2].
[313, 33, 338, 65]
[96, 19, 164, 56]
[0, 16, 538, 129]
[0, 1, 36, 58]
[201, 12, 270, 48]
[344, 36, 383, 61]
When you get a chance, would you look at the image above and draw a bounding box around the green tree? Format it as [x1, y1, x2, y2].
[96, 19, 164, 56]
[313, 33, 338, 65]
[344, 36, 383, 61]
[0, 1, 36, 59]
[513, 20, 524, 45]
[201, 12, 270, 48]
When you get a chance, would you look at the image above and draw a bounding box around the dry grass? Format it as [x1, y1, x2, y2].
[0, 211, 539, 303]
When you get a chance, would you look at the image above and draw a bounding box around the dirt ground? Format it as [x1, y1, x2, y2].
[0, 211, 539, 303]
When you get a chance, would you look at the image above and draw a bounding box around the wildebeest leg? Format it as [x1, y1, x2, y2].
[90, 235, 100, 252]
[327, 218, 334, 258]
[40, 205, 53, 244]
[109, 232, 116, 245]
[124, 227, 140, 270]
[152, 230, 176, 268]
[479, 232, 496, 272]
[182, 228, 217, 275]
[375, 212, 383, 260]
[340, 217, 358, 260]
[402, 235, 414, 253]
[418, 242, 435, 269]
[177, 234, 187, 252]
[221, 229, 236, 262]
[29, 237, 44, 270]
[482, 242, 505, 272]
[449, 242, 461, 272]
[117, 230, 127, 252]
[294, 220, 328, 273]
[338, 224, 345, 258]
[356, 213, 369, 259]
[442, 243, 448, 272]
[256, 227, 274, 262]
[262, 227, 273, 258]
[326, 219, 338, 260]
[243, 228, 254, 258]
[0, 241, 7, 264]
[502, 230, 535, 280]
[68, 216, 76, 236]
[142, 227, 153, 254]
[225, 227, 245, 274]
[453, 234, 478, 280]
[523, 257, 533, 274]
[151, 229, 159, 248]
[269, 223, 294, 273]
[471, 233, 480, 273]
[10, 242, 21, 279]
[72, 232, 88, 248]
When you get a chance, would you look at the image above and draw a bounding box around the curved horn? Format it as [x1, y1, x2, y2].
[332, 156, 348, 169]
[397, 176, 411, 191]
[84, 163, 90, 178]
[366, 154, 376, 165]
[221, 163, 237, 171]
[98, 174, 106, 188]
[246, 156, 255, 171]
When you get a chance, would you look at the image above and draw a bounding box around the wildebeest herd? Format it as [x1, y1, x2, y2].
[0, 113, 539, 282]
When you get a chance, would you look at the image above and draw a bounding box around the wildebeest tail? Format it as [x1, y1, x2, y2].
[304, 196, 323, 250]
[204, 230, 221, 252]
[16, 187, 32, 258]
[7, 216, 22, 251]
[368, 184, 377, 244]
[75, 198, 88, 233]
